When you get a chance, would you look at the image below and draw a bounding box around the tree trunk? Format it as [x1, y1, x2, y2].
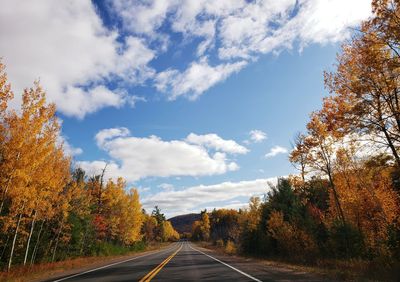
[326, 171, 351, 257]
[98, 164, 107, 213]
[8, 211, 23, 271]
[377, 97, 400, 167]
[44, 238, 53, 259]
[30, 220, 45, 266]
[51, 222, 63, 262]
[327, 171, 346, 225]
[382, 124, 400, 167]
[23, 210, 36, 265]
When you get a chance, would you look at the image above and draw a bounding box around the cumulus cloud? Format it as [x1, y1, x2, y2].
[155, 58, 247, 100]
[247, 130, 268, 144]
[95, 127, 131, 147]
[77, 128, 245, 182]
[265, 145, 289, 159]
[185, 133, 249, 154]
[57, 135, 83, 157]
[0, 0, 155, 118]
[110, 0, 177, 36]
[142, 177, 278, 217]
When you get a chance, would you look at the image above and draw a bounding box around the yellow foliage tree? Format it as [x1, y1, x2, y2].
[0, 69, 70, 269]
[161, 221, 179, 242]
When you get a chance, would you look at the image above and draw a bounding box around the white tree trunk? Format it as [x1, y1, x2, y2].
[51, 222, 63, 262]
[8, 211, 23, 271]
[23, 211, 36, 265]
[30, 220, 45, 266]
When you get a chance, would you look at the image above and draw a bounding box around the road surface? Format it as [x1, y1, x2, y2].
[44, 241, 328, 281]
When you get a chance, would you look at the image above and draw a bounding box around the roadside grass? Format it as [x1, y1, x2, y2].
[0, 242, 169, 282]
[195, 241, 400, 282]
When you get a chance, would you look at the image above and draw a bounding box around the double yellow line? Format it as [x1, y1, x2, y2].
[139, 244, 182, 282]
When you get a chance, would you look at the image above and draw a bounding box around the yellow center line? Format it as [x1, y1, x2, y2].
[139, 244, 182, 282]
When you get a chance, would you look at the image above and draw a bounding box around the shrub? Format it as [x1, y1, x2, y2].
[329, 221, 364, 258]
[225, 240, 237, 255]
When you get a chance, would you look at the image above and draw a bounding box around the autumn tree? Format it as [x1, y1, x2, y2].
[0, 62, 149, 270]
[0, 66, 70, 269]
[191, 221, 202, 241]
[290, 133, 308, 182]
[161, 221, 180, 242]
[210, 209, 240, 244]
[199, 210, 210, 241]
[239, 196, 263, 254]
[291, 113, 347, 227]
[323, 0, 400, 167]
[142, 213, 158, 242]
[151, 206, 166, 241]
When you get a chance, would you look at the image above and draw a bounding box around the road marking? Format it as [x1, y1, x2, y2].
[52, 243, 178, 282]
[139, 243, 182, 282]
[189, 243, 262, 282]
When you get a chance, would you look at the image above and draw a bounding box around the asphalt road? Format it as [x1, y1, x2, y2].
[44, 241, 328, 282]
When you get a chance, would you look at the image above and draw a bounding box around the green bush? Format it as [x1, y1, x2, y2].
[94, 241, 146, 256]
[329, 221, 364, 258]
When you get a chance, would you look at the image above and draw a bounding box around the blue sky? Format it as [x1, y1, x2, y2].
[0, 0, 372, 217]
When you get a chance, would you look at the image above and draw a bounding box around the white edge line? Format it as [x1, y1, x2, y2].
[52, 243, 179, 282]
[189, 243, 262, 282]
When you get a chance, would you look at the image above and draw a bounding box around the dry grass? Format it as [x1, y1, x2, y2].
[312, 258, 400, 282]
[0, 243, 169, 282]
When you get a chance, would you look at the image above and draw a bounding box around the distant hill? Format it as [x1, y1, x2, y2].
[169, 213, 201, 234]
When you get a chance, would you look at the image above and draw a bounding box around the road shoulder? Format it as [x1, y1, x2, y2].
[0, 243, 173, 282]
[192, 242, 333, 282]
[40, 243, 176, 282]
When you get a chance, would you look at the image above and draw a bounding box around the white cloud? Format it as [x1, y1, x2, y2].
[58, 86, 125, 119]
[265, 145, 289, 158]
[77, 128, 243, 182]
[0, 0, 155, 118]
[185, 133, 249, 154]
[143, 177, 278, 217]
[155, 58, 247, 100]
[248, 130, 267, 143]
[158, 183, 175, 191]
[109, 0, 177, 36]
[76, 160, 121, 179]
[95, 127, 131, 147]
[57, 135, 83, 157]
[295, 0, 373, 46]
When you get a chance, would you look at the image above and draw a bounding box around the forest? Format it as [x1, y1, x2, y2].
[0, 72, 179, 271]
[190, 0, 400, 277]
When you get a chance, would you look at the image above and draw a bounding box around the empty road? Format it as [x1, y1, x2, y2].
[44, 241, 327, 282]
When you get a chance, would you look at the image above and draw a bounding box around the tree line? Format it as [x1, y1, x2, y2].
[0, 64, 179, 271]
[191, 0, 400, 265]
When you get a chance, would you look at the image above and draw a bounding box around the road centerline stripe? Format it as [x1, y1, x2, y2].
[189, 243, 262, 282]
[52, 243, 178, 282]
[139, 243, 182, 282]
